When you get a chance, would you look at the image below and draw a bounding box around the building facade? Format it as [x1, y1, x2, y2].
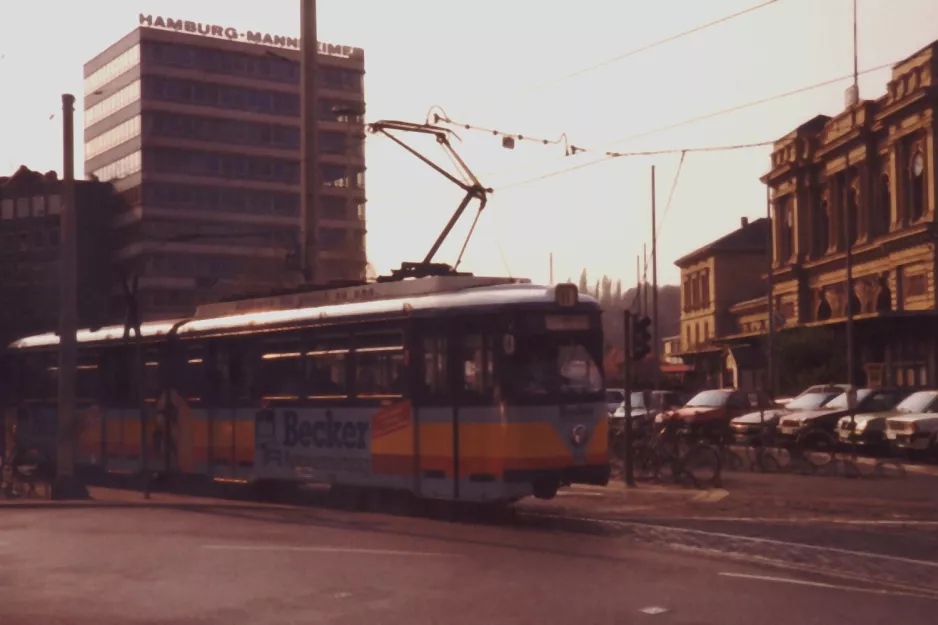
[672, 216, 770, 389]
[758, 40, 938, 389]
[0, 166, 117, 345]
[82, 16, 367, 319]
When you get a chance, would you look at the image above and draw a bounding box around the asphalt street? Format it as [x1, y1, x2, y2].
[1, 500, 935, 625]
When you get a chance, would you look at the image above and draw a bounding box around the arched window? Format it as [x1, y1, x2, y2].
[845, 183, 859, 246]
[910, 150, 926, 221]
[814, 198, 830, 257]
[878, 172, 891, 235]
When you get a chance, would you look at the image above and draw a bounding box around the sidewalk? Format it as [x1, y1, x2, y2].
[553, 467, 938, 522]
[0, 486, 275, 509]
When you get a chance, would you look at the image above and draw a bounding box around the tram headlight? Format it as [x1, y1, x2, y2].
[571, 424, 588, 447]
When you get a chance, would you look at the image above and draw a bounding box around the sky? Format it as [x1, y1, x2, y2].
[2, 0, 937, 287]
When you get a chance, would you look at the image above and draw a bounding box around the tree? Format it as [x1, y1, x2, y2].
[600, 275, 613, 308]
[593, 280, 601, 299]
[614, 279, 623, 306]
[578, 269, 589, 294]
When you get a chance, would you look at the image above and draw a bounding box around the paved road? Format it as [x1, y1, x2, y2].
[1, 502, 935, 624]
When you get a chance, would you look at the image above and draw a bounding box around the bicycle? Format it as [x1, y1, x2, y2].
[632, 422, 722, 489]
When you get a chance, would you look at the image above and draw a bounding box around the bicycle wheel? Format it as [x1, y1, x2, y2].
[722, 447, 745, 472]
[796, 430, 837, 469]
[681, 444, 722, 488]
[632, 447, 661, 482]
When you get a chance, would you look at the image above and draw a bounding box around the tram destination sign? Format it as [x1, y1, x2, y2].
[138, 14, 362, 59]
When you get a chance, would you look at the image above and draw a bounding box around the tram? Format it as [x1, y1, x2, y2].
[3, 275, 610, 503]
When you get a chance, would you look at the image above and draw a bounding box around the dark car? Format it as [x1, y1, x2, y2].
[729, 388, 842, 445]
[609, 390, 689, 433]
[775, 387, 909, 444]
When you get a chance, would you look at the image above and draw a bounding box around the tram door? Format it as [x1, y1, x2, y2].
[414, 318, 491, 501]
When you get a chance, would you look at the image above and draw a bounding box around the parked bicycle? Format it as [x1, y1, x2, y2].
[631, 421, 722, 489]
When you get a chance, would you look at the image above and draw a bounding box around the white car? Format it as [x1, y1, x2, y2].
[884, 390, 938, 453]
[605, 388, 625, 414]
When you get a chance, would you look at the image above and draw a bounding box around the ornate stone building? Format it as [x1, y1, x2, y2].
[758, 40, 938, 388]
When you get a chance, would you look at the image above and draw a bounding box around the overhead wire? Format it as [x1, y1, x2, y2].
[523, 0, 782, 94]
[497, 139, 774, 191]
[445, 0, 785, 121]
[656, 150, 687, 242]
[434, 58, 898, 180]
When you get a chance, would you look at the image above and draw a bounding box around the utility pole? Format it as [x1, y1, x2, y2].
[846, 0, 859, 458]
[766, 185, 775, 398]
[52, 93, 88, 500]
[651, 166, 660, 388]
[634, 255, 641, 312]
[845, 151, 857, 456]
[300, 0, 319, 283]
[622, 310, 635, 487]
[642, 243, 648, 317]
[549, 252, 554, 284]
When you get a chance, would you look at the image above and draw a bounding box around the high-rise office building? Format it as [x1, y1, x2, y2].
[83, 15, 367, 319]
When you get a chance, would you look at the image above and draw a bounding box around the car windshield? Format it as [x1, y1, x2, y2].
[896, 391, 938, 413]
[785, 392, 838, 411]
[629, 392, 646, 409]
[825, 389, 872, 410]
[686, 390, 731, 408]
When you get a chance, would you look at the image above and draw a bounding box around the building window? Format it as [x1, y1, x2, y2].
[683, 279, 691, 312]
[319, 228, 346, 250]
[910, 150, 926, 221]
[702, 270, 710, 308]
[878, 171, 891, 235]
[16, 198, 30, 219]
[84, 80, 141, 128]
[84, 44, 140, 96]
[0, 199, 12, 220]
[703, 321, 709, 342]
[777, 197, 793, 261]
[31, 196, 46, 217]
[844, 180, 859, 247]
[357, 202, 366, 220]
[813, 197, 829, 257]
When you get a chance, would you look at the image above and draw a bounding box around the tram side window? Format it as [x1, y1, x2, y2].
[306, 335, 349, 398]
[175, 344, 207, 400]
[100, 347, 135, 405]
[75, 352, 101, 401]
[355, 332, 405, 398]
[462, 334, 494, 401]
[20, 354, 57, 400]
[258, 337, 305, 398]
[422, 335, 448, 401]
[210, 341, 258, 404]
[142, 347, 161, 400]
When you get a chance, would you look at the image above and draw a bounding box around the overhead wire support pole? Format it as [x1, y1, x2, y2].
[651, 166, 660, 389]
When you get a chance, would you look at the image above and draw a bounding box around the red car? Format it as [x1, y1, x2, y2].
[658, 389, 775, 441]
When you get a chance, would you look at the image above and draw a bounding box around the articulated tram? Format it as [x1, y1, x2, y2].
[2, 275, 609, 503]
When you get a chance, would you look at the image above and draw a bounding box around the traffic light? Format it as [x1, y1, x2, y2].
[631, 316, 652, 361]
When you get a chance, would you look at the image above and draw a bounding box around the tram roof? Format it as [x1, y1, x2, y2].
[8, 280, 598, 350]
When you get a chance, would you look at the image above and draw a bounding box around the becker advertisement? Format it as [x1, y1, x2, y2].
[255, 408, 372, 481]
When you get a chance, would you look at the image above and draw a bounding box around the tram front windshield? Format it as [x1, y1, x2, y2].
[507, 332, 604, 402]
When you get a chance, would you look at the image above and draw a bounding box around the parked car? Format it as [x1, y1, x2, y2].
[610, 390, 689, 432]
[730, 388, 843, 445]
[837, 390, 938, 450]
[883, 391, 938, 455]
[657, 388, 774, 442]
[776, 388, 909, 444]
[605, 388, 625, 414]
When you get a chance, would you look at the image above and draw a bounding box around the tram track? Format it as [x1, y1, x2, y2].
[510, 509, 938, 599]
